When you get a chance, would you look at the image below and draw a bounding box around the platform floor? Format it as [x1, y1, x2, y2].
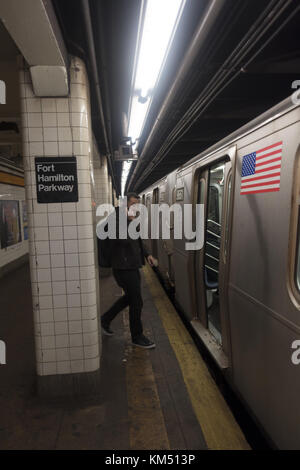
[0, 263, 250, 450]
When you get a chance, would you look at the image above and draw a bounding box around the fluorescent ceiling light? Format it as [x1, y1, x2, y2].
[122, 0, 185, 196]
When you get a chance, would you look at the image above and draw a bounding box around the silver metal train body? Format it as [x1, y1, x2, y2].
[140, 96, 300, 449]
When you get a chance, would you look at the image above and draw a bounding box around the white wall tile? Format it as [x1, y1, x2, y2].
[51, 268, 66, 281]
[80, 278, 96, 293]
[54, 322, 68, 335]
[66, 267, 80, 281]
[78, 238, 94, 253]
[51, 254, 65, 268]
[56, 98, 69, 113]
[37, 269, 51, 282]
[84, 357, 99, 372]
[63, 212, 77, 226]
[79, 252, 94, 266]
[48, 213, 63, 226]
[44, 142, 58, 156]
[57, 113, 70, 127]
[28, 113, 42, 127]
[67, 293, 81, 307]
[65, 254, 79, 267]
[41, 98, 56, 113]
[43, 362, 57, 375]
[69, 321, 82, 334]
[58, 127, 72, 141]
[42, 113, 57, 127]
[34, 228, 49, 241]
[40, 322, 55, 336]
[83, 332, 98, 346]
[56, 348, 70, 361]
[82, 318, 97, 333]
[27, 98, 41, 112]
[69, 334, 83, 347]
[42, 348, 56, 362]
[64, 240, 78, 253]
[44, 127, 58, 141]
[29, 127, 43, 142]
[53, 295, 67, 309]
[54, 308, 68, 322]
[52, 281, 66, 295]
[66, 281, 80, 294]
[49, 226, 63, 240]
[71, 360, 84, 373]
[41, 335, 56, 349]
[34, 213, 48, 227]
[84, 344, 99, 359]
[68, 307, 81, 320]
[77, 225, 93, 239]
[77, 211, 92, 225]
[40, 309, 54, 323]
[70, 347, 84, 360]
[50, 240, 64, 254]
[58, 141, 72, 156]
[56, 335, 69, 348]
[36, 255, 51, 269]
[57, 361, 71, 374]
[80, 266, 96, 280]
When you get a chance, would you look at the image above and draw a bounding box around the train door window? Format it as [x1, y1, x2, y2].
[224, 173, 232, 261]
[152, 188, 159, 258]
[296, 218, 300, 292]
[204, 161, 226, 345]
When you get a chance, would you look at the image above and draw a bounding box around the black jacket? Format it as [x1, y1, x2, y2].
[98, 206, 149, 270]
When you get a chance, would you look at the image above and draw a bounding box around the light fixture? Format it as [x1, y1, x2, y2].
[121, 0, 185, 196]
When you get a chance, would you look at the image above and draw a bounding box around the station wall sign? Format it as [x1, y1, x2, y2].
[35, 156, 78, 203]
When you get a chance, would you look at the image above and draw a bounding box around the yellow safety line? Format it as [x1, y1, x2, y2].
[143, 264, 250, 450]
[0, 171, 24, 187]
[123, 312, 170, 450]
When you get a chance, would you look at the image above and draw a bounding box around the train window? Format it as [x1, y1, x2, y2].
[224, 173, 232, 261]
[205, 161, 225, 344]
[296, 220, 300, 291]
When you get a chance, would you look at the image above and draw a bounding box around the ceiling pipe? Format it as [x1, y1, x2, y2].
[81, 0, 117, 192]
[136, 0, 295, 188]
[127, 0, 227, 191]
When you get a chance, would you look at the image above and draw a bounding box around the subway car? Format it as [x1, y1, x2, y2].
[140, 95, 300, 449]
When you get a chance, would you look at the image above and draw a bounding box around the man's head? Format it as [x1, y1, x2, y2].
[126, 192, 140, 208]
[126, 192, 140, 219]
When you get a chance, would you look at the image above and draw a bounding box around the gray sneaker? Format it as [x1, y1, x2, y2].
[132, 335, 156, 349]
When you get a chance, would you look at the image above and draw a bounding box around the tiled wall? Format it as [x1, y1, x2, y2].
[92, 142, 112, 208]
[0, 183, 28, 269]
[19, 56, 101, 377]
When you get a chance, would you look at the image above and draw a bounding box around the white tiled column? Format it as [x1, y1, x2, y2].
[19, 56, 101, 396]
[92, 142, 113, 277]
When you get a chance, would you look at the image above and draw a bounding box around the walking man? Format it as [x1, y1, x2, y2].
[100, 192, 156, 349]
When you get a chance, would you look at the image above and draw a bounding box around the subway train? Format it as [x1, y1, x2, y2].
[140, 95, 300, 449]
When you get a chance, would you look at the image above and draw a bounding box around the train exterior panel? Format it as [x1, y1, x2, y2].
[140, 97, 300, 448]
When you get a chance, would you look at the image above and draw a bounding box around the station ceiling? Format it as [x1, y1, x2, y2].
[53, 0, 300, 194]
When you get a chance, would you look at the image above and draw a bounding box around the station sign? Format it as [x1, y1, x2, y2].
[35, 156, 78, 203]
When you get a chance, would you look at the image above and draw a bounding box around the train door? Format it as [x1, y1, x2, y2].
[143, 193, 152, 254]
[152, 187, 159, 259]
[195, 157, 233, 357]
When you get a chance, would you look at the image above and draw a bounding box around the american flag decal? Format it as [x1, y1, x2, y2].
[240, 141, 283, 195]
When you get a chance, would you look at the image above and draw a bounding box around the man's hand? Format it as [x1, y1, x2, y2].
[147, 255, 156, 267]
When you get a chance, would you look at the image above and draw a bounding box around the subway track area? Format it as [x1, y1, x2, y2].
[0, 263, 250, 450]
